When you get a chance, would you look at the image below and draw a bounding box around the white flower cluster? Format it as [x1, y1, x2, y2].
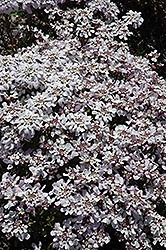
[0, 0, 83, 14]
[0, 172, 51, 241]
[0, 0, 166, 249]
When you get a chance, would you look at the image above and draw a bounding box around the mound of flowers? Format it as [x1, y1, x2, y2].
[0, 0, 166, 249]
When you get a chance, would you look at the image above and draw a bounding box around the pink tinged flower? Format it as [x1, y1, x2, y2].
[114, 173, 124, 184]
[21, 3, 32, 14]
[3, 186, 13, 200]
[50, 222, 64, 237]
[102, 217, 110, 224]
[0, 1, 19, 14]
[32, 241, 42, 250]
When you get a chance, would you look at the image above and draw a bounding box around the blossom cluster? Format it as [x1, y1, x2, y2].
[0, 0, 166, 249]
[0, 0, 83, 14]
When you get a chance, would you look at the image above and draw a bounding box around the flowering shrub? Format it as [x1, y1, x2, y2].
[0, 0, 166, 249]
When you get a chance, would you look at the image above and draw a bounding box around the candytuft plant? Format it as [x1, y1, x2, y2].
[0, 1, 166, 249]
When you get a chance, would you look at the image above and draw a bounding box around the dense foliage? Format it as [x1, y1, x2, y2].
[0, 0, 166, 249]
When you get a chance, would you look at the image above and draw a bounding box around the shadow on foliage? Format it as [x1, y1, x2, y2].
[116, 0, 166, 79]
